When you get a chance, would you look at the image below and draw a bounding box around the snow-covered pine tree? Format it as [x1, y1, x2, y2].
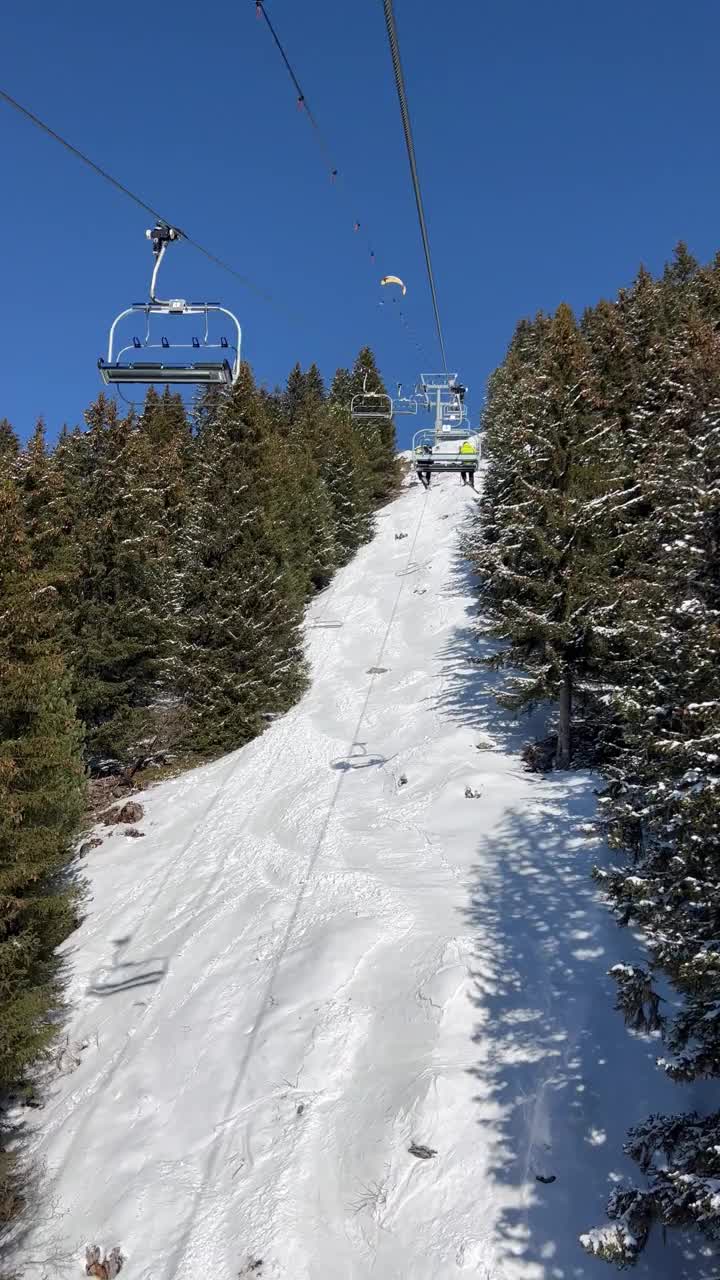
[53, 391, 188, 767]
[0, 468, 85, 1090]
[0, 418, 19, 464]
[473, 304, 618, 767]
[333, 348, 399, 504]
[578, 258, 720, 1264]
[180, 365, 308, 756]
[317, 405, 374, 564]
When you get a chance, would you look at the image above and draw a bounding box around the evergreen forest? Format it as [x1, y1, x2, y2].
[469, 243, 720, 1264]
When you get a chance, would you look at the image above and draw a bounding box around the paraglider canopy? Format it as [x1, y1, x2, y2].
[381, 275, 407, 296]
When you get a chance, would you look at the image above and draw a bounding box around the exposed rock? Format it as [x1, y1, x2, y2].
[102, 800, 144, 826]
[536, 1174, 557, 1184]
[79, 837, 103, 857]
[125, 828, 145, 839]
[85, 1245, 124, 1279]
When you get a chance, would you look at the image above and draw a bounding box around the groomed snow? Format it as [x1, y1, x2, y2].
[23, 474, 707, 1279]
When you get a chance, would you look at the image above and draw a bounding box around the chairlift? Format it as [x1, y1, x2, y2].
[392, 382, 418, 416]
[350, 373, 393, 420]
[438, 395, 470, 437]
[412, 427, 479, 475]
[98, 222, 242, 391]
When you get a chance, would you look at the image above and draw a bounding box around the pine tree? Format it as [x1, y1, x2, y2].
[0, 419, 19, 465]
[180, 366, 308, 756]
[58, 392, 189, 766]
[0, 470, 85, 1091]
[473, 304, 616, 767]
[332, 348, 399, 504]
[284, 362, 307, 425]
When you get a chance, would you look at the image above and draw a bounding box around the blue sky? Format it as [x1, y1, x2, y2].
[2, 0, 720, 447]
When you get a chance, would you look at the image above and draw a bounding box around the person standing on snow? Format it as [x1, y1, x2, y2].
[415, 446, 433, 489]
[459, 439, 476, 488]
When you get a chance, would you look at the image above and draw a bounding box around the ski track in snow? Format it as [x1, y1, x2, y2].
[21, 474, 709, 1280]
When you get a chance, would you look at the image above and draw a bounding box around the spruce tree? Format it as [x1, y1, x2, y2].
[180, 365, 308, 756]
[332, 349, 399, 504]
[58, 392, 189, 766]
[0, 419, 19, 465]
[0, 470, 84, 1091]
[473, 304, 616, 766]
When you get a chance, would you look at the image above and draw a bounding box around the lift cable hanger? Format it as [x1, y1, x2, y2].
[98, 222, 242, 388]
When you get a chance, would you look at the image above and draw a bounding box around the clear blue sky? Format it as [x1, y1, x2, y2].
[2, 0, 720, 447]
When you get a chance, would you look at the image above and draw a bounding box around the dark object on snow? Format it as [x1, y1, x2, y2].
[522, 735, 557, 773]
[296, 1103, 305, 1116]
[409, 1142, 437, 1160]
[125, 828, 145, 839]
[79, 836, 103, 856]
[85, 1245, 124, 1279]
[465, 786, 482, 799]
[398, 774, 408, 788]
[367, 667, 388, 674]
[413, 586, 427, 595]
[536, 1174, 557, 1184]
[395, 532, 409, 540]
[102, 800, 145, 826]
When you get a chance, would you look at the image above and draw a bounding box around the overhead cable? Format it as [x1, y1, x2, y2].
[254, 1, 432, 367]
[0, 86, 298, 317]
[380, 0, 449, 377]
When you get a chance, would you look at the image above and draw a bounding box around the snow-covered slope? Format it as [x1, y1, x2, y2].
[26, 476, 700, 1279]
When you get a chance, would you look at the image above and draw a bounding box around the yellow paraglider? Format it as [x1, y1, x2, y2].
[381, 274, 407, 296]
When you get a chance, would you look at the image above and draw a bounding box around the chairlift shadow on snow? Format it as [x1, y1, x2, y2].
[87, 939, 168, 997]
[330, 742, 392, 772]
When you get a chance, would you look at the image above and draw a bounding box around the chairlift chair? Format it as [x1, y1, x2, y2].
[98, 223, 242, 389]
[412, 428, 479, 475]
[350, 373, 393, 420]
[392, 382, 418, 415]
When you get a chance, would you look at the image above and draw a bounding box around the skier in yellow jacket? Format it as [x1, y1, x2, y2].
[459, 439, 476, 489]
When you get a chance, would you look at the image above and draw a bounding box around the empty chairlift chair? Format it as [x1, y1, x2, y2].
[350, 374, 394, 420]
[392, 383, 418, 416]
[98, 222, 242, 391]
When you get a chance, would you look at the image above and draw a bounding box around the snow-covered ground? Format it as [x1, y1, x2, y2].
[24, 474, 710, 1279]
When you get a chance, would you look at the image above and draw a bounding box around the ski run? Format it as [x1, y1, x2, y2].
[24, 471, 705, 1280]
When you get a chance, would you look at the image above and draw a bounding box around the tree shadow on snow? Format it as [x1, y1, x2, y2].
[434, 554, 716, 1278]
[432, 555, 551, 756]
